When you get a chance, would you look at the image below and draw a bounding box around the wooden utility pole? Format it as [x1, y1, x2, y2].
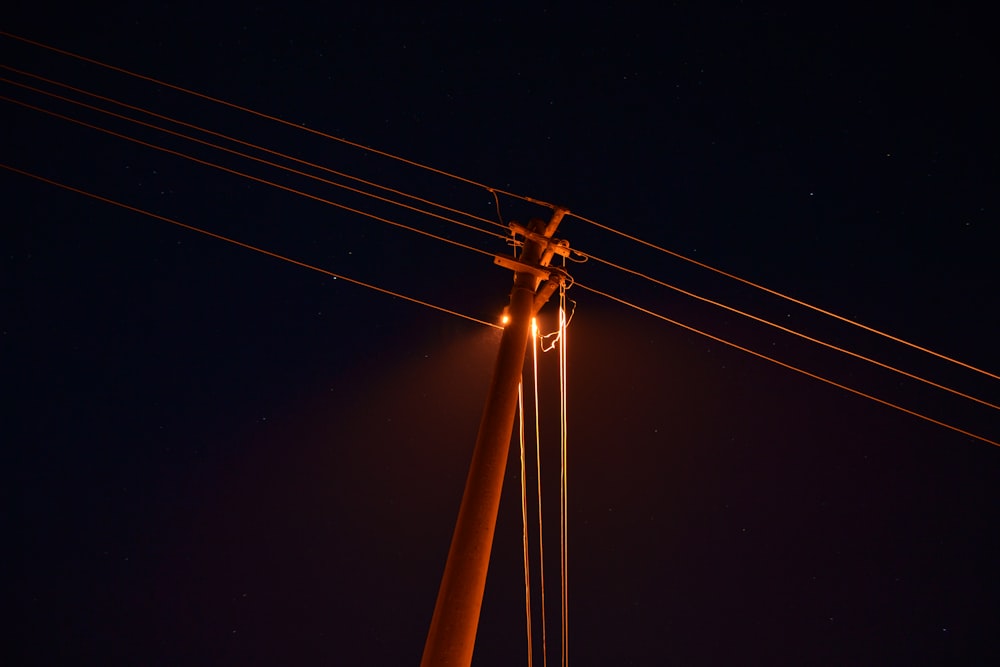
[420, 208, 568, 667]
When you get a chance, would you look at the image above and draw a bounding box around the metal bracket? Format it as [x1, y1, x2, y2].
[493, 255, 551, 280]
[508, 222, 572, 258]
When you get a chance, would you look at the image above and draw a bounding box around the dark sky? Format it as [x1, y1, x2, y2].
[5, 2, 999, 665]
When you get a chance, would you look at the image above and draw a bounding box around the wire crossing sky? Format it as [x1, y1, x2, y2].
[5, 9, 998, 665]
[5, 157, 996, 450]
[1, 65, 511, 235]
[5, 29, 995, 388]
[1, 163, 500, 329]
[3, 40, 995, 447]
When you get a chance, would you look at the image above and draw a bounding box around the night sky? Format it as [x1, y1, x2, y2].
[5, 3, 999, 665]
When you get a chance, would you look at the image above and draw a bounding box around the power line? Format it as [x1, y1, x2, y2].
[0, 76, 510, 245]
[574, 280, 999, 449]
[569, 211, 1000, 383]
[1, 30, 555, 210]
[1, 64, 510, 235]
[8, 29, 993, 391]
[557, 293, 569, 667]
[10, 82, 994, 423]
[11, 81, 995, 426]
[2, 163, 501, 330]
[530, 322, 550, 667]
[7, 33, 994, 442]
[578, 251, 1000, 412]
[1, 94, 498, 260]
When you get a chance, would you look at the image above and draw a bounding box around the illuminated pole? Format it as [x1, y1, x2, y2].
[421, 209, 567, 667]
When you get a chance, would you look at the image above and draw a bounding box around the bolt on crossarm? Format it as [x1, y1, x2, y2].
[420, 207, 569, 667]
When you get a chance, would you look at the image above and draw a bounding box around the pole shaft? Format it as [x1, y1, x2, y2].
[421, 214, 561, 666]
[420, 282, 534, 666]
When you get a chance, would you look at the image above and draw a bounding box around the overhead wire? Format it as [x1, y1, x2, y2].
[0, 76, 510, 246]
[574, 280, 999, 448]
[0, 30, 554, 209]
[576, 250, 1000, 412]
[558, 286, 569, 667]
[5, 31, 994, 445]
[1, 94, 498, 260]
[535, 285, 571, 667]
[11, 29, 992, 399]
[13, 57, 990, 416]
[568, 211, 1000, 383]
[7, 31, 993, 390]
[9, 32, 995, 666]
[2, 164, 501, 330]
[6, 80, 995, 431]
[532, 318, 550, 667]
[517, 382, 534, 667]
[518, 319, 562, 667]
[1, 65, 510, 235]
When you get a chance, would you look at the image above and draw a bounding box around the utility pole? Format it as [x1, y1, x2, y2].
[420, 208, 569, 667]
